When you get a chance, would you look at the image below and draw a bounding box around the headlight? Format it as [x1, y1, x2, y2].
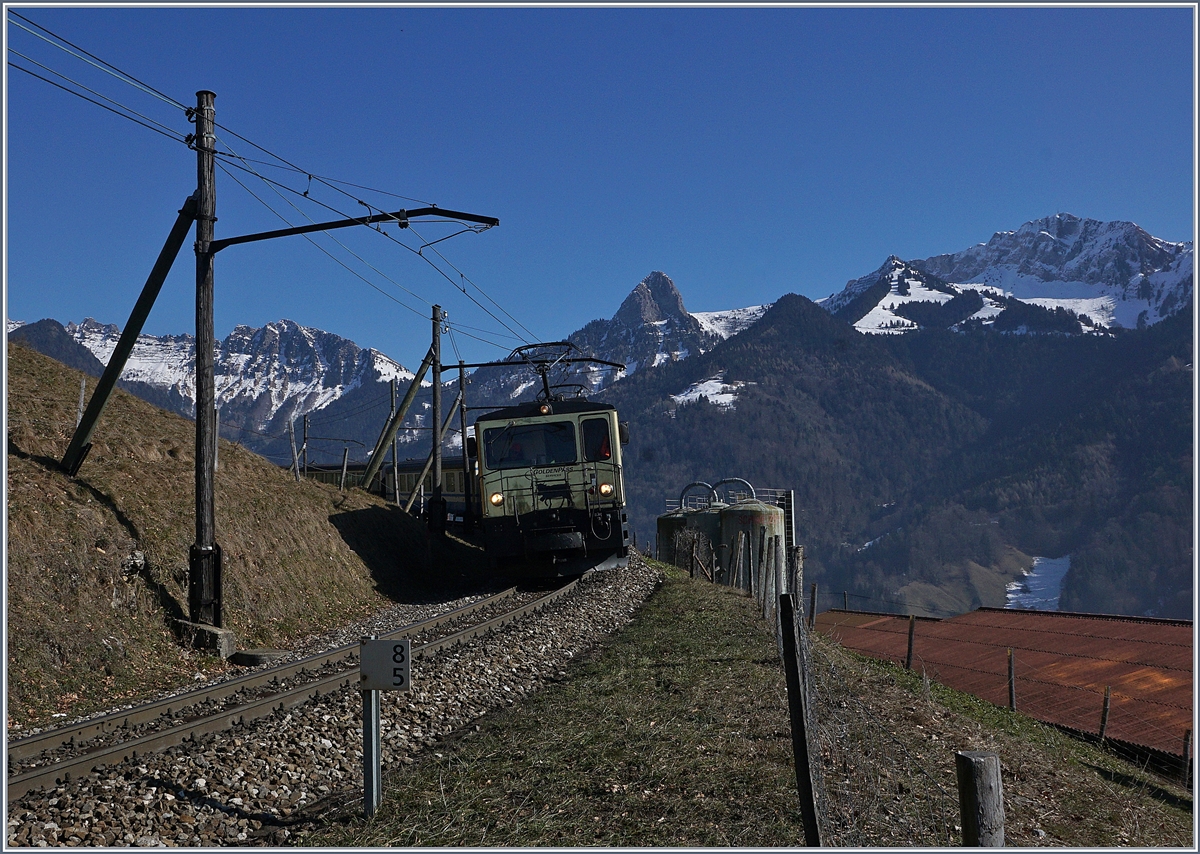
[488, 492, 505, 506]
[598, 482, 615, 496]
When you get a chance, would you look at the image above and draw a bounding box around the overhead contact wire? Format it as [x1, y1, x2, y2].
[214, 160, 429, 322]
[12, 11, 535, 353]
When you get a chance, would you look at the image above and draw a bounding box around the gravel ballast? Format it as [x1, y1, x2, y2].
[6, 557, 662, 847]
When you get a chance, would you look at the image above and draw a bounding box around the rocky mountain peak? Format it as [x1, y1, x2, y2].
[612, 271, 691, 328]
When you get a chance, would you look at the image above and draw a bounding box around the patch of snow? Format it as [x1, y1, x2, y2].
[509, 378, 538, 400]
[670, 371, 752, 409]
[370, 350, 416, 384]
[692, 304, 772, 339]
[1005, 556, 1071, 611]
[853, 277, 954, 335]
[6, 319, 25, 333]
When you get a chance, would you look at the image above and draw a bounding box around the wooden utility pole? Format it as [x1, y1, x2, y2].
[391, 379, 400, 504]
[60, 193, 199, 476]
[429, 305, 446, 532]
[458, 361, 472, 527]
[288, 419, 300, 482]
[362, 349, 433, 489]
[189, 89, 221, 628]
[401, 391, 463, 514]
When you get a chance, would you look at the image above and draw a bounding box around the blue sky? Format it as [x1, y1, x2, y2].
[5, 5, 1195, 370]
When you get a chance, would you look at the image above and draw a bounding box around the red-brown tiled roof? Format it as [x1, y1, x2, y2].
[815, 607, 1194, 757]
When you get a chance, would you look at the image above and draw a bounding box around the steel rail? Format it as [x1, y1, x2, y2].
[8, 587, 518, 765]
[7, 577, 582, 802]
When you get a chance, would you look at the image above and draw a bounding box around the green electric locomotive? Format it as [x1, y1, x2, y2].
[467, 344, 630, 574]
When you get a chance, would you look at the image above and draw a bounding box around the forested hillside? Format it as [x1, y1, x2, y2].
[601, 295, 1192, 619]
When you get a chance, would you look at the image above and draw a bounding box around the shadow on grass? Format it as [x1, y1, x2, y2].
[329, 504, 492, 602]
[8, 438, 187, 623]
[1082, 762, 1193, 811]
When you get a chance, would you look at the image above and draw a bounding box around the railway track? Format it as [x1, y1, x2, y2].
[7, 577, 582, 803]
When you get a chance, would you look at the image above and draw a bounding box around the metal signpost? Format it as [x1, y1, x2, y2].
[358, 636, 412, 818]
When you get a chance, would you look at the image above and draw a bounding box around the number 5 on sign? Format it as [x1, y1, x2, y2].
[360, 639, 412, 691]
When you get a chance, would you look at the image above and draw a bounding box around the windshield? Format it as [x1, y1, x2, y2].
[484, 421, 577, 470]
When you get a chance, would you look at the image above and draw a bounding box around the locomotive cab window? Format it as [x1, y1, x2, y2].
[581, 418, 612, 462]
[484, 421, 577, 470]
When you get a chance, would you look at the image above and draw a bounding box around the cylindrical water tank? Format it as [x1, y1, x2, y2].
[687, 503, 725, 557]
[656, 510, 690, 566]
[720, 499, 785, 587]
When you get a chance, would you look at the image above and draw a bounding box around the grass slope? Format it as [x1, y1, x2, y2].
[309, 563, 1193, 848]
[6, 343, 485, 730]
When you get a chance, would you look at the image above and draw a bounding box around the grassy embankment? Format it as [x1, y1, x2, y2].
[309, 561, 1193, 848]
[6, 343, 488, 730]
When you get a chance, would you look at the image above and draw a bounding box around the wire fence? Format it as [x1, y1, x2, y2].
[663, 528, 962, 846]
[801, 628, 961, 846]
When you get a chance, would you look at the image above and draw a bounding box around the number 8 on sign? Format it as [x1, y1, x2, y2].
[360, 639, 412, 692]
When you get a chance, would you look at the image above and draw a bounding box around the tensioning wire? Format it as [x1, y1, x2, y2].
[8, 48, 185, 140]
[8, 11, 188, 111]
[406, 220, 539, 344]
[7, 61, 188, 146]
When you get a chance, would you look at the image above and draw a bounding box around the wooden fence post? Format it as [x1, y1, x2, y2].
[779, 593, 822, 847]
[843, 590, 848, 610]
[1182, 729, 1192, 786]
[905, 614, 916, 670]
[1007, 648, 1016, 711]
[757, 526, 767, 605]
[956, 750, 1004, 846]
[338, 447, 350, 491]
[732, 531, 746, 591]
[808, 582, 818, 629]
[1099, 686, 1111, 742]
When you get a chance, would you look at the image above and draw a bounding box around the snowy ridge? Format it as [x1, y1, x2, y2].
[67, 318, 413, 429]
[670, 371, 753, 410]
[853, 259, 954, 335]
[692, 304, 772, 339]
[824, 214, 1193, 333]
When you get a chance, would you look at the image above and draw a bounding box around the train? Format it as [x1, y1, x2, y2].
[467, 396, 631, 574]
[304, 342, 631, 576]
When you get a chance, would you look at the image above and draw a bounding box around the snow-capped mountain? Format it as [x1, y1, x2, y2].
[466, 271, 771, 405]
[568, 271, 721, 383]
[63, 318, 417, 459]
[822, 213, 1193, 334]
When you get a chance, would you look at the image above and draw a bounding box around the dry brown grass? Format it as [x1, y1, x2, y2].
[6, 343, 486, 729]
[308, 563, 1192, 848]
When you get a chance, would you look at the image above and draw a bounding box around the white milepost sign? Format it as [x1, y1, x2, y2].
[360, 639, 411, 691]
